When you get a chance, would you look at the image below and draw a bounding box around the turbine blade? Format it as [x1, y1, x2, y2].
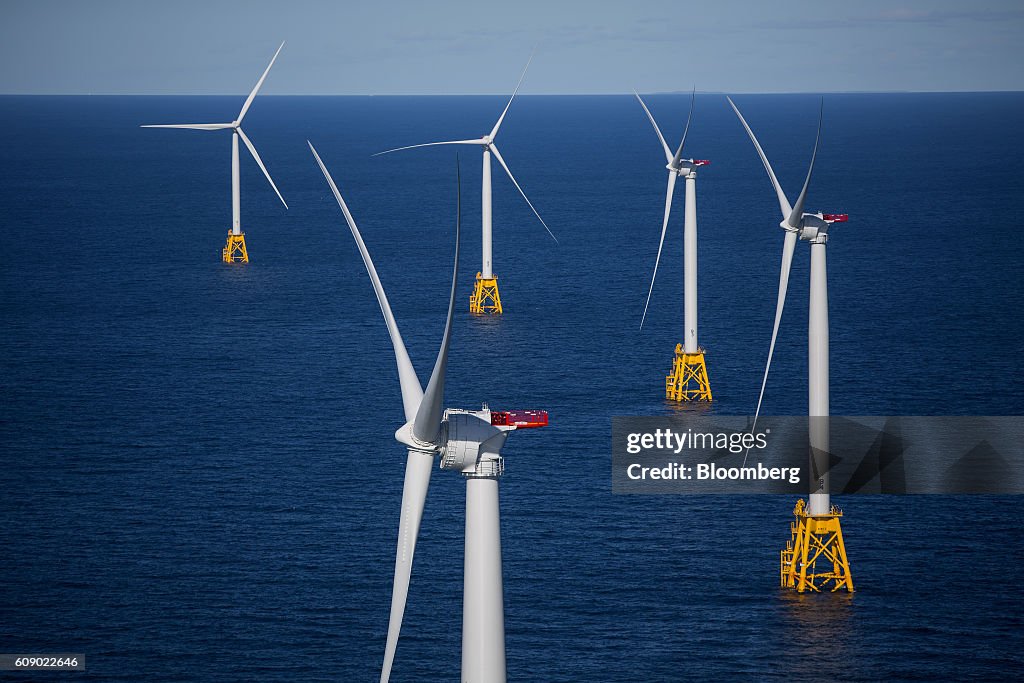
[671, 87, 695, 167]
[237, 41, 285, 123]
[633, 90, 673, 164]
[727, 96, 793, 220]
[489, 53, 534, 140]
[309, 141, 424, 422]
[412, 158, 461, 445]
[787, 101, 822, 228]
[640, 172, 677, 330]
[140, 123, 234, 130]
[238, 127, 288, 209]
[750, 230, 798, 439]
[373, 139, 485, 157]
[380, 448, 434, 683]
[489, 144, 557, 243]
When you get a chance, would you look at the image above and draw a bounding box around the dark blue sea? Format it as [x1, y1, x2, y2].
[2, 93, 1023, 681]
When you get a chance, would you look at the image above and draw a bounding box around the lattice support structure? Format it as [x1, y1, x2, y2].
[469, 272, 502, 314]
[780, 498, 854, 593]
[665, 343, 712, 401]
[222, 232, 249, 263]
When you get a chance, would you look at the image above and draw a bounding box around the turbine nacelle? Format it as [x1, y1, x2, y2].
[440, 408, 511, 476]
[669, 158, 710, 175]
[397, 406, 549, 475]
[794, 212, 849, 242]
[797, 215, 828, 242]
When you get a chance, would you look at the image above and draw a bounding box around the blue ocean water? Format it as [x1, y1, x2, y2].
[1, 92, 1022, 681]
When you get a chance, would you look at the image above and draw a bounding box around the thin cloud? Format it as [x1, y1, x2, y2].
[873, 8, 1024, 23]
[752, 7, 1024, 30]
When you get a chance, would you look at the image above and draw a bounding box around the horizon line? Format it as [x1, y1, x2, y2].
[1, 89, 1022, 97]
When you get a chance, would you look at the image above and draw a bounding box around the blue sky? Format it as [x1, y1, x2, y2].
[1, 0, 1022, 94]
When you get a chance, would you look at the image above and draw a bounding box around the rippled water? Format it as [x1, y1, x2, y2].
[1, 93, 1022, 680]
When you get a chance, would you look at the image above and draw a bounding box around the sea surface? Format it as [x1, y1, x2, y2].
[1, 93, 1023, 681]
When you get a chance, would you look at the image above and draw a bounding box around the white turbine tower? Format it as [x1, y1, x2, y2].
[635, 90, 713, 401]
[142, 42, 288, 263]
[308, 143, 548, 682]
[728, 96, 853, 593]
[374, 56, 556, 314]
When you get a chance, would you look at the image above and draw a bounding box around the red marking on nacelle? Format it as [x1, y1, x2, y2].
[823, 213, 848, 223]
[693, 159, 711, 166]
[491, 410, 549, 429]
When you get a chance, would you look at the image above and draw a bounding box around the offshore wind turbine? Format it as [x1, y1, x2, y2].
[142, 42, 288, 263]
[308, 143, 548, 682]
[728, 96, 853, 593]
[374, 56, 556, 314]
[635, 90, 713, 401]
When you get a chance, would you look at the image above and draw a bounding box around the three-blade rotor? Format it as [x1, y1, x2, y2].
[309, 142, 461, 683]
[636, 89, 696, 330]
[373, 56, 556, 243]
[727, 97, 823, 433]
[142, 42, 288, 209]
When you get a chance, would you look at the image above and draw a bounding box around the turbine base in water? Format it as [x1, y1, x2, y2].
[665, 344, 712, 401]
[222, 232, 249, 264]
[469, 272, 502, 314]
[780, 498, 854, 593]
